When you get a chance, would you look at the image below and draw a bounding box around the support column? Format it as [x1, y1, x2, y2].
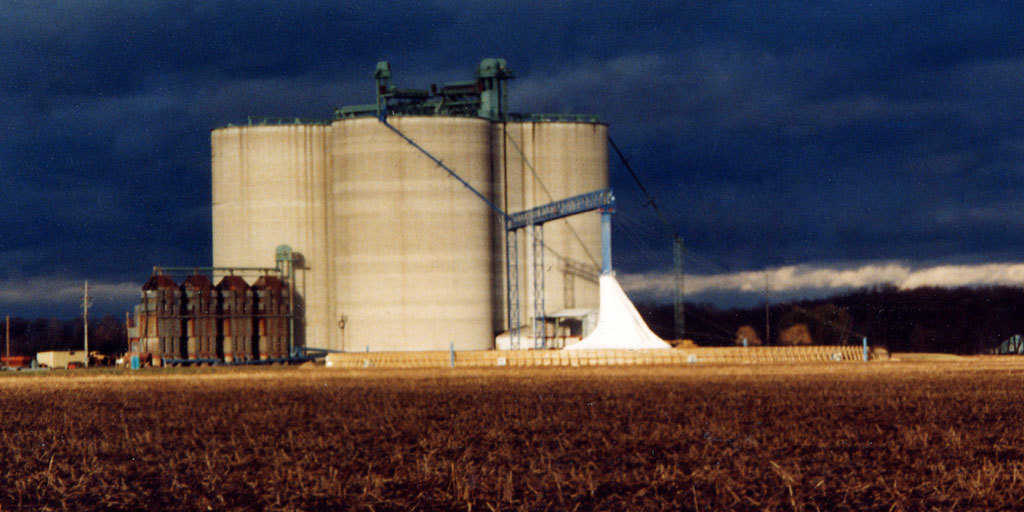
[505, 228, 520, 350]
[674, 236, 685, 341]
[601, 210, 613, 275]
[532, 224, 545, 348]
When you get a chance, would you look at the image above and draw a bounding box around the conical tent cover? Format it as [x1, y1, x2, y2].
[563, 274, 672, 350]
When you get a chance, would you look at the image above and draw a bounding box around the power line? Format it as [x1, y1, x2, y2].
[610, 138, 864, 345]
[615, 214, 667, 268]
[609, 136, 688, 340]
[608, 137, 676, 236]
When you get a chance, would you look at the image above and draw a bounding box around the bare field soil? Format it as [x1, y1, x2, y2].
[1, 361, 1023, 511]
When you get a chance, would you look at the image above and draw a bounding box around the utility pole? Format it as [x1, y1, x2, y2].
[5, 315, 9, 360]
[83, 281, 91, 368]
[764, 272, 771, 345]
[673, 236, 685, 341]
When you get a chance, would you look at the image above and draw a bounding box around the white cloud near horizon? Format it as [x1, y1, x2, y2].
[619, 261, 1024, 301]
[0, 278, 140, 306]
[4, 261, 1024, 312]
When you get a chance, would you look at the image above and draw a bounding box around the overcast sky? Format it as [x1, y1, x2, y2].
[2, 1, 1024, 317]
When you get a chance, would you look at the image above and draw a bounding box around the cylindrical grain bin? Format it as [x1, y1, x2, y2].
[141, 273, 182, 365]
[182, 274, 217, 361]
[211, 123, 330, 352]
[492, 121, 608, 333]
[217, 275, 253, 362]
[329, 116, 495, 351]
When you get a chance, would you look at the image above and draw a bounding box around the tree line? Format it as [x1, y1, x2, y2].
[638, 285, 1024, 354]
[0, 316, 127, 357]
[8, 284, 1024, 356]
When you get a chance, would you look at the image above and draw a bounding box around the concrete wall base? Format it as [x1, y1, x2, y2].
[324, 345, 872, 369]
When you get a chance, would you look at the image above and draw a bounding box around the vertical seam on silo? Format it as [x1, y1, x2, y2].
[303, 125, 309, 348]
[293, 125, 299, 252]
[239, 128, 248, 257]
[322, 124, 331, 350]
[301, 125, 308, 348]
[290, 125, 296, 255]
[501, 122, 509, 331]
[326, 122, 337, 351]
[519, 123, 527, 328]
[398, 119, 407, 340]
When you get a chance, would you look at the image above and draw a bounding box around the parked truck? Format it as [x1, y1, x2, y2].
[36, 350, 87, 369]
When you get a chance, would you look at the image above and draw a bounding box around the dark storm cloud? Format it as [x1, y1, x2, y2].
[570, 5, 1024, 276]
[1, 1, 1022, 315]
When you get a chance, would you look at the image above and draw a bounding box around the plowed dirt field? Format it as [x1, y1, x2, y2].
[1, 360, 1022, 511]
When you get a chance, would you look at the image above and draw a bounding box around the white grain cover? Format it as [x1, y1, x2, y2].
[563, 274, 671, 350]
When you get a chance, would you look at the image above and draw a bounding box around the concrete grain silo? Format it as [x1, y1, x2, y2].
[211, 123, 330, 351]
[209, 59, 609, 353]
[329, 117, 495, 351]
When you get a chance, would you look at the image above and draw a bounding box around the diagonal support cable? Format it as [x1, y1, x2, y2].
[379, 117, 509, 222]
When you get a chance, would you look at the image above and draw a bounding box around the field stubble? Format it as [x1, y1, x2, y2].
[0, 361, 1023, 510]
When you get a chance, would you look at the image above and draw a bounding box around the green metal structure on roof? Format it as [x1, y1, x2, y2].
[335, 58, 598, 123]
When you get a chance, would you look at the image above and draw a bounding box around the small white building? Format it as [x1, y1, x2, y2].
[494, 308, 597, 350]
[36, 350, 87, 369]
